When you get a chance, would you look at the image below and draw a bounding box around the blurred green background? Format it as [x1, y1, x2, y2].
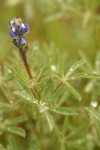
[0, 0, 100, 62]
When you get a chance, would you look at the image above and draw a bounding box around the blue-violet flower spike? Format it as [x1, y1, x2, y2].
[9, 18, 30, 49]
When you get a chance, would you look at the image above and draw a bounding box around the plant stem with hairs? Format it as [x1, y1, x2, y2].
[20, 48, 37, 96]
[52, 82, 63, 94]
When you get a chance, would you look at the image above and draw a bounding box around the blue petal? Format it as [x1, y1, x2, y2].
[25, 24, 30, 31]
[18, 37, 27, 45]
[14, 29, 18, 36]
[10, 30, 17, 37]
[21, 24, 30, 33]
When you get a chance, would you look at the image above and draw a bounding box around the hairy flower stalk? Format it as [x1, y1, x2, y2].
[9, 18, 36, 95]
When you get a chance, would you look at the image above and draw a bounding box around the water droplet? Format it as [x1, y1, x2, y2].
[51, 65, 57, 71]
[91, 101, 98, 108]
[8, 69, 12, 73]
[42, 102, 46, 106]
[70, 68, 73, 72]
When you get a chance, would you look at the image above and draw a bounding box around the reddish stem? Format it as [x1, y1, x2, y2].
[52, 82, 63, 94]
[20, 49, 37, 96]
[20, 50, 33, 79]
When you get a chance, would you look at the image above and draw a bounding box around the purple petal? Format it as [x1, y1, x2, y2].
[14, 29, 18, 35]
[25, 24, 30, 31]
[9, 30, 17, 37]
[21, 24, 30, 33]
[18, 37, 27, 45]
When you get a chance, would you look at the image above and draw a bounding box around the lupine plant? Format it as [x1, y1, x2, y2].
[0, 0, 100, 149]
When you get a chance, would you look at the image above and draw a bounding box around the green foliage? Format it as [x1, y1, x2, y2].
[0, 0, 100, 149]
[45, 111, 54, 132]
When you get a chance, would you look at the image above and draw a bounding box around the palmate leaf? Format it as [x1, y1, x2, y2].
[65, 82, 81, 102]
[85, 107, 100, 121]
[52, 107, 78, 115]
[16, 79, 35, 98]
[14, 80, 37, 104]
[45, 111, 54, 132]
[6, 127, 26, 138]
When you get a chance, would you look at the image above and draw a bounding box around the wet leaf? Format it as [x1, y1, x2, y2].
[65, 82, 81, 101]
[6, 127, 26, 138]
[45, 111, 54, 132]
[52, 107, 78, 115]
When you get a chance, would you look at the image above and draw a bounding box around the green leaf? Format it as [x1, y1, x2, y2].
[42, 79, 53, 96]
[6, 127, 26, 138]
[45, 111, 54, 132]
[58, 55, 65, 76]
[0, 102, 10, 109]
[85, 79, 95, 92]
[66, 60, 85, 77]
[35, 64, 45, 82]
[65, 82, 81, 101]
[52, 107, 78, 115]
[69, 73, 100, 80]
[7, 116, 27, 125]
[85, 107, 100, 121]
[79, 51, 93, 71]
[9, 62, 30, 87]
[14, 91, 37, 104]
[7, 135, 23, 150]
